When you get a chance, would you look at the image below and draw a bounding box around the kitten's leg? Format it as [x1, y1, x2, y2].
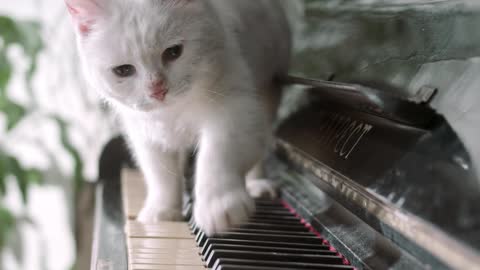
[134, 144, 185, 223]
[194, 129, 260, 236]
[245, 83, 281, 200]
[246, 161, 278, 199]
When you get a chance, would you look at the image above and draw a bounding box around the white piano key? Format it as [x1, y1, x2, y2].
[126, 221, 193, 239]
[129, 248, 200, 255]
[122, 169, 147, 219]
[122, 169, 205, 270]
[131, 258, 204, 266]
[131, 265, 205, 270]
[132, 253, 201, 260]
[128, 234, 198, 250]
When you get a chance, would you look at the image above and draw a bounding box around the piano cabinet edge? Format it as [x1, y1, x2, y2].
[275, 172, 429, 270]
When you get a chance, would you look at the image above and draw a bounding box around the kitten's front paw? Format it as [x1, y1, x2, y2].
[247, 178, 278, 199]
[137, 206, 183, 223]
[194, 189, 254, 236]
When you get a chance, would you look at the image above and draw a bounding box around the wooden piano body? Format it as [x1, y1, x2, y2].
[90, 2, 480, 269]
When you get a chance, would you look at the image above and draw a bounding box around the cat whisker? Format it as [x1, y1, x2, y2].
[193, 141, 200, 154]
[206, 89, 227, 97]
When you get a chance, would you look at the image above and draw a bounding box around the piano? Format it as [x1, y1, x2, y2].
[90, 76, 480, 270]
[90, 2, 480, 269]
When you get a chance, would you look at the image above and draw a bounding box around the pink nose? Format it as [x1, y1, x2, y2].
[150, 80, 168, 101]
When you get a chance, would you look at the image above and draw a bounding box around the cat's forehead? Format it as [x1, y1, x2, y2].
[115, 1, 194, 45]
[83, 0, 205, 64]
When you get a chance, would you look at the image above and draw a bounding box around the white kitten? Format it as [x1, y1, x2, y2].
[65, 0, 291, 235]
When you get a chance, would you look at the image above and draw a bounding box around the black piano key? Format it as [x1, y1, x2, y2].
[217, 263, 354, 270]
[200, 238, 331, 256]
[254, 209, 294, 216]
[196, 231, 207, 244]
[248, 218, 304, 225]
[197, 232, 324, 247]
[230, 228, 314, 236]
[239, 222, 310, 232]
[188, 219, 198, 231]
[211, 257, 349, 270]
[255, 205, 291, 211]
[254, 199, 284, 207]
[203, 243, 337, 260]
[206, 249, 343, 268]
[191, 221, 310, 235]
[190, 200, 354, 270]
[252, 213, 299, 220]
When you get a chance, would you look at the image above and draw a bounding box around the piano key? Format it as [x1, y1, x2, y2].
[217, 264, 354, 270]
[247, 218, 304, 225]
[205, 249, 343, 268]
[131, 265, 205, 270]
[195, 231, 206, 244]
[254, 205, 291, 210]
[253, 209, 295, 216]
[200, 238, 331, 256]
[212, 258, 354, 270]
[132, 253, 201, 259]
[191, 220, 310, 235]
[230, 228, 314, 236]
[252, 214, 299, 220]
[128, 248, 205, 266]
[254, 199, 284, 206]
[126, 221, 194, 239]
[129, 248, 200, 255]
[191, 214, 302, 227]
[128, 238, 198, 249]
[238, 222, 311, 232]
[122, 169, 147, 219]
[130, 257, 204, 266]
[197, 231, 324, 247]
[202, 243, 337, 260]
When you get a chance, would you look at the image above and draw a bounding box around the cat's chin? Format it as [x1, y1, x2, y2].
[127, 99, 175, 113]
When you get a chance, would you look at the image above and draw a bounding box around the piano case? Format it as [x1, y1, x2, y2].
[91, 78, 480, 269]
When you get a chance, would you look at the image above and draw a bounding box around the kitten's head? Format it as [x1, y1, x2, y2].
[66, 0, 224, 111]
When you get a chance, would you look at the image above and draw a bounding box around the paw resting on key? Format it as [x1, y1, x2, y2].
[194, 188, 255, 236]
[137, 204, 183, 223]
[247, 178, 278, 199]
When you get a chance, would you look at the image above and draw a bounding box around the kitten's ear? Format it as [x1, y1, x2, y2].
[65, 0, 105, 36]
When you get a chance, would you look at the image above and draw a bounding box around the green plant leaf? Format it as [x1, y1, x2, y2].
[0, 51, 12, 95]
[25, 169, 42, 185]
[0, 99, 27, 131]
[0, 16, 42, 56]
[53, 117, 85, 191]
[0, 155, 6, 196]
[0, 16, 19, 45]
[0, 206, 15, 250]
[0, 15, 43, 129]
[7, 156, 28, 203]
[0, 151, 43, 203]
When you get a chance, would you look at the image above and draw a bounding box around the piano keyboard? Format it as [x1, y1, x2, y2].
[122, 169, 354, 270]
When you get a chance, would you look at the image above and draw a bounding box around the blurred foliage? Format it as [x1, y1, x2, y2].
[0, 206, 15, 250]
[0, 15, 43, 255]
[0, 13, 88, 269]
[54, 117, 84, 192]
[0, 16, 42, 130]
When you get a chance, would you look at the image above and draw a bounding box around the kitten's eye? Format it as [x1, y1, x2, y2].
[112, 64, 136, 77]
[162, 45, 183, 64]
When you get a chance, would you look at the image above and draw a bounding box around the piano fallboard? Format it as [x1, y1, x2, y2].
[272, 85, 480, 270]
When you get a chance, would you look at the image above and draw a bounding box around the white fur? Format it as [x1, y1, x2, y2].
[66, 0, 291, 235]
